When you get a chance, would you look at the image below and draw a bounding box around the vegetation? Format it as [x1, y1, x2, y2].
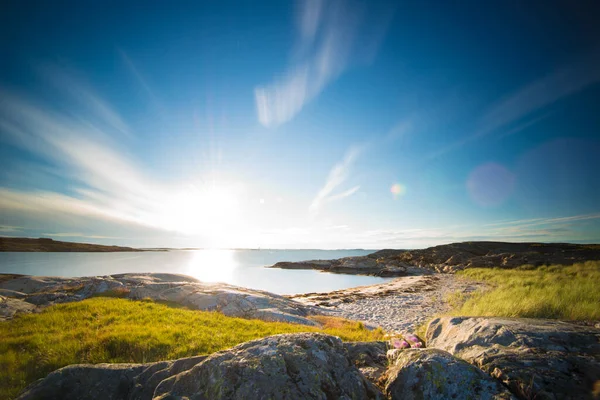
[449, 261, 600, 320]
[0, 237, 144, 252]
[0, 297, 384, 399]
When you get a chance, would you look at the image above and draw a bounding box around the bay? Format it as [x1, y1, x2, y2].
[0, 249, 392, 295]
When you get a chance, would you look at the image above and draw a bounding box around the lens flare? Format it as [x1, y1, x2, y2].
[467, 162, 515, 207]
[390, 183, 406, 198]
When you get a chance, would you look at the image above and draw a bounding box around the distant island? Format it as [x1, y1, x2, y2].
[0, 237, 145, 252]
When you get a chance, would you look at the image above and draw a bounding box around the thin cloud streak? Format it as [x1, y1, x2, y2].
[309, 146, 361, 216]
[255, 0, 390, 127]
[354, 212, 600, 248]
[429, 53, 600, 159]
[119, 49, 165, 114]
[39, 65, 131, 138]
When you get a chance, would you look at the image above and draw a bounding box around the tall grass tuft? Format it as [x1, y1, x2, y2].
[0, 297, 384, 399]
[450, 261, 600, 320]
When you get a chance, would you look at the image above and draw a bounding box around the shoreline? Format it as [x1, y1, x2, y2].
[0, 270, 481, 334]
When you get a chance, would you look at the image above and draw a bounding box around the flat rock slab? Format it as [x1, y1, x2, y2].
[426, 316, 600, 400]
[0, 273, 319, 326]
[385, 348, 515, 399]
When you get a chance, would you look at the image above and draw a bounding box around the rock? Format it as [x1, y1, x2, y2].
[384, 348, 516, 399]
[0, 273, 320, 326]
[0, 288, 27, 298]
[111, 273, 201, 285]
[16, 363, 148, 400]
[426, 316, 600, 400]
[387, 348, 403, 363]
[25, 292, 73, 306]
[0, 295, 37, 320]
[271, 260, 335, 270]
[368, 241, 600, 274]
[128, 282, 319, 326]
[338, 256, 378, 270]
[154, 333, 383, 399]
[0, 276, 70, 294]
[128, 355, 207, 400]
[344, 341, 388, 385]
[270, 256, 408, 277]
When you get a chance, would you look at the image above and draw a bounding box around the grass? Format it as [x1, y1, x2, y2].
[0, 297, 384, 399]
[448, 261, 600, 321]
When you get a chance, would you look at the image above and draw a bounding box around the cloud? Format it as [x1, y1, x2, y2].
[0, 76, 236, 238]
[255, 0, 391, 127]
[351, 212, 600, 248]
[429, 53, 600, 158]
[0, 225, 22, 233]
[309, 146, 361, 216]
[483, 213, 600, 229]
[118, 49, 165, 114]
[38, 64, 131, 137]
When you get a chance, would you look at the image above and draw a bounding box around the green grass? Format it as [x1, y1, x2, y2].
[0, 297, 384, 400]
[449, 261, 600, 320]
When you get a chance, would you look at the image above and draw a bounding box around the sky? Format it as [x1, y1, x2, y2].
[0, 0, 599, 249]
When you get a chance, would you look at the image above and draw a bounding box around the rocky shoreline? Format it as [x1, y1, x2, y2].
[268, 241, 600, 275]
[0, 273, 321, 325]
[12, 317, 600, 399]
[2, 243, 600, 399]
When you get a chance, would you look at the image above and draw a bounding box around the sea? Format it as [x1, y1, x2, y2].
[0, 249, 393, 295]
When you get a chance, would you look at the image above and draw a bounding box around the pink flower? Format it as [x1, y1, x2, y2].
[404, 333, 423, 348]
[391, 338, 409, 349]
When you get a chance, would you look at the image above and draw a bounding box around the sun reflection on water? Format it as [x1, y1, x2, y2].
[185, 249, 238, 283]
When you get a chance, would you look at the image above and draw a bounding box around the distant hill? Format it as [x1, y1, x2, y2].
[367, 241, 600, 273]
[0, 237, 144, 252]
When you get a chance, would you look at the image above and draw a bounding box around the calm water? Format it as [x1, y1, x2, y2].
[0, 249, 392, 295]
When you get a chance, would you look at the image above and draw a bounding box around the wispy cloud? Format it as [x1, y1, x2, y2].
[483, 213, 600, 229]
[309, 146, 361, 216]
[429, 53, 600, 158]
[0, 225, 22, 233]
[0, 71, 234, 237]
[119, 49, 165, 114]
[255, 0, 392, 127]
[39, 64, 131, 137]
[346, 212, 600, 249]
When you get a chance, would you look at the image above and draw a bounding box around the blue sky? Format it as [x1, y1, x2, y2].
[0, 0, 599, 249]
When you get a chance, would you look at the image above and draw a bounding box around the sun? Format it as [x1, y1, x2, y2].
[161, 183, 240, 235]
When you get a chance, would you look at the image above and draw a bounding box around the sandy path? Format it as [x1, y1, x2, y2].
[290, 273, 485, 333]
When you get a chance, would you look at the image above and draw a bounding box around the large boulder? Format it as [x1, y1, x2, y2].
[15, 363, 148, 400]
[0, 295, 37, 321]
[426, 317, 600, 400]
[384, 348, 515, 399]
[154, 333, 383, 399]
